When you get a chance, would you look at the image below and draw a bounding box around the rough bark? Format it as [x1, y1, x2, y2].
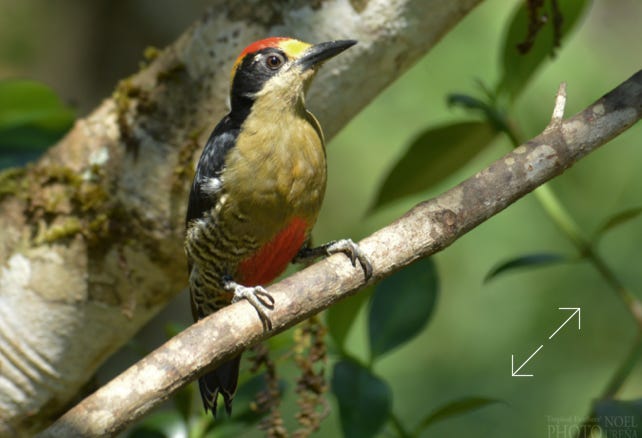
[0, 0, 483, 434]
[38, 71, 642, 437]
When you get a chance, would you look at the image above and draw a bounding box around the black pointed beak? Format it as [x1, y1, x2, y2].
[296, 39, 357, 71]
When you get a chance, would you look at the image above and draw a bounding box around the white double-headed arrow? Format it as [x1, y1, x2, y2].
[511, 344, 543, 377]
[511, 307, 581, 377]
[548, 307, 581, 339]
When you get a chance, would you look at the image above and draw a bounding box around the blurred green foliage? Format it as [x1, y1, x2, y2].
[414, 397, 504, 434]
[485, 253, 570, 283]
[497, 0, 589, 100]
[318, 0, 642, 436]
[331, 359, 392, 437]
[0, 79, 74, 167]
[368, 259, 438, 362]
[371, 121, 497, 210]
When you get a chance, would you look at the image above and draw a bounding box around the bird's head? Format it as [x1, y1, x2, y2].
[228, 37, 356, 110]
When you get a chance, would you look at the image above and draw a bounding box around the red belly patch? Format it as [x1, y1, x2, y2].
[237, 217, 309, 286]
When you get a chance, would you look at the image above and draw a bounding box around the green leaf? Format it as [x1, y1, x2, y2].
[164, 321, 187, 339]
[172, 383, 194, 426]
[0, 79, 75, 151]
[415, 397, 503, 433]
[326, 287, 372, 352]
[447, 94, 509, 133]
[127, 428, 166, 438]
[127, 410, 186, 438]
[594, 207, 642, 240]
[372, 121, 496, 211]
[368, 258, 438, 361]
[484, 253, 568, 283]
[447, 94, 493, 113]
[229, 373, 281, 424]
[497, 0, 590, 100]
[0, 79, 74, 129]
[331, 359, 392, 438]
[594, 399, 642, 435]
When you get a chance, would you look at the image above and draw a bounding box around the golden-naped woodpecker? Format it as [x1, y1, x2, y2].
[184, 37, 372, 416]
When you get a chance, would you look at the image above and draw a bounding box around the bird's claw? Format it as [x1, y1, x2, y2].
[225, 280, 275, 330]
[326, 238, 373, 279]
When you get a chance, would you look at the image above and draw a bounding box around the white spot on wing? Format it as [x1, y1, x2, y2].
[201, 177, 223, 197]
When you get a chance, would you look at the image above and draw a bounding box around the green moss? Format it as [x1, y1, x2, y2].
[172, 128, 203, 192]
[87, 213, 109, 236]
[80, 184, 108, 211]
[112, 78, 144, 156]
[144, 46, 161, 61]
[0, 145, 119, 245]
[0, 167, 27, 199]
[2, 156, 166, 254]
[349, 0, 369, 12]
[33, 164, 83, 187]
[113, 78, 141, 110]
[156, 61, 187, 83]
[168, 128, 203, 227]
[13, 161, 117, 244]
[138, 46, 162, 70]
[35, 216, 82, 245]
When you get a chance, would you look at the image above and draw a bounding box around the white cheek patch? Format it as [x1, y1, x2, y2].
[201, 177, 223, 197]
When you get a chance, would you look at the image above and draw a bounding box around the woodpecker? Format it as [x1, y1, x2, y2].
[184, 37, 372, 417]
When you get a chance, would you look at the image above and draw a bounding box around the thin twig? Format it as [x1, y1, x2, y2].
[550, 82, 567, 125]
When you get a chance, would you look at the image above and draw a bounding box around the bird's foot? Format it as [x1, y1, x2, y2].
[296, 238, 373, 279]
[224, 278, 275, 329]
[325, 239, 373, 279]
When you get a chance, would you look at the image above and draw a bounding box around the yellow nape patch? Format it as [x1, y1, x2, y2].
[278, 39, 312, 59]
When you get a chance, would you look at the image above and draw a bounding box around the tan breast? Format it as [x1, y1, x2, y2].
[220, 103, 327, 243]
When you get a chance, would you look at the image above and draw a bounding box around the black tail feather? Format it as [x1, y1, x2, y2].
[198, 355, 241, 417]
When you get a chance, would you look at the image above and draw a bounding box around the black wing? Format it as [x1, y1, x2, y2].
[185, 115, 240, 228]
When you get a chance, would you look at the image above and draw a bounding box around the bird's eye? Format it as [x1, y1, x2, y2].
[265, 53, 284, 70]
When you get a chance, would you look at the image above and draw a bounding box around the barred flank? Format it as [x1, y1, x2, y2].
[186, 208, 258, 314]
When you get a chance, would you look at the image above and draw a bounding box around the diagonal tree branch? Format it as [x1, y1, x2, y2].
[39, 71, 642, 437]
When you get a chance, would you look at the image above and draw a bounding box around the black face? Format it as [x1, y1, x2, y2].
[231, 48, 288, 99]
